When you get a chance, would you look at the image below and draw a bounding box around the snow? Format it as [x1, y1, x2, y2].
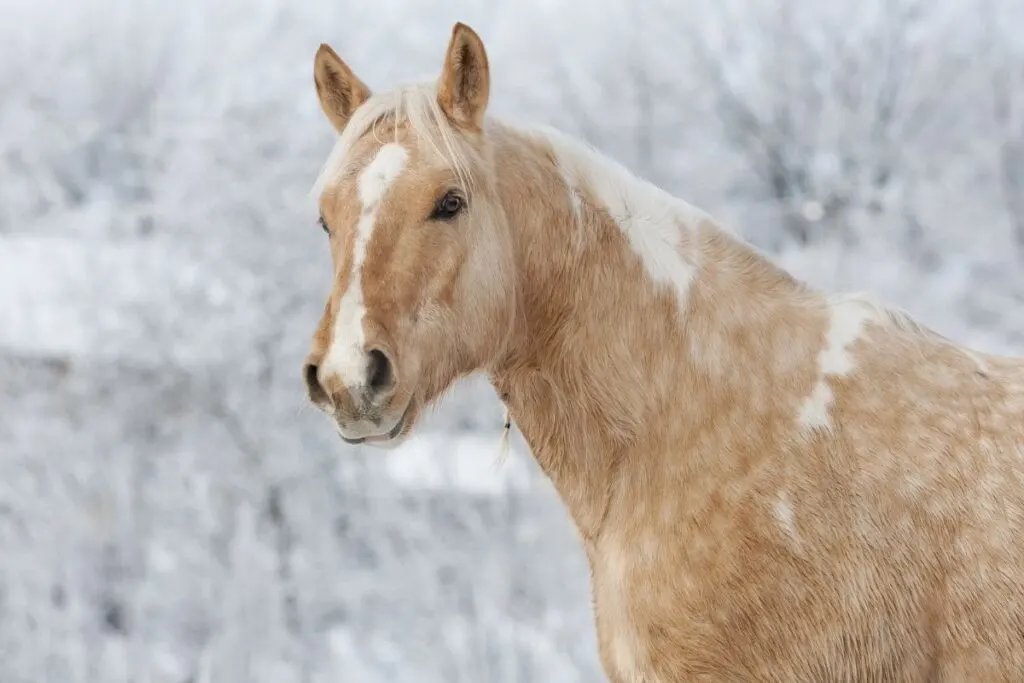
[384, 432, 534, 495]
[0, 233, 251, 365]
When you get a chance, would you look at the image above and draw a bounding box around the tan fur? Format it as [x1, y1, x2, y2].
[303, 24, 1024, 682]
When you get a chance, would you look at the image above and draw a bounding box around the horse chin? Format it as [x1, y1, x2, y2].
[360, 430, 413, 450]
[339, 399, 419, 450]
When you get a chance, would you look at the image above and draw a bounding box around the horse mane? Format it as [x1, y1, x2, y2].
[828, 292, 990, 375]
[310, 83, 476, 198]
[307, 82, 988, 380]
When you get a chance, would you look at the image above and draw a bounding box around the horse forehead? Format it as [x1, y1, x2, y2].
[356, 142, 410, 205]
[321, 141, 410, 212]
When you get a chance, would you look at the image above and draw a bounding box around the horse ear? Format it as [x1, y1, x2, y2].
[437, 23, 490, 131]
[313, 43, 372, 134]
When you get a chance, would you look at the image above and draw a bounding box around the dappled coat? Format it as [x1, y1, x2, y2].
[302, 22, 1024, 682]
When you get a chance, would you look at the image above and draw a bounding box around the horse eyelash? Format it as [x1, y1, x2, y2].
[318, 215, 330, 235]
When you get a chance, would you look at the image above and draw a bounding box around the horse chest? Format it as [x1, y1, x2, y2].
[592, 542, 661, 683]
[590, 529, 732, 682]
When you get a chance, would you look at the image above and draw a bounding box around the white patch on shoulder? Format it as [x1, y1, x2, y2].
[320, 143, 408, 388]
[531, 125, 707, 308]
[774, 490, 798, 542]
[796, 382, 834, 430]
[797, 300, 872, 431]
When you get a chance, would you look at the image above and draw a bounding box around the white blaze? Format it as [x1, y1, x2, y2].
[320, 143, 408, 388]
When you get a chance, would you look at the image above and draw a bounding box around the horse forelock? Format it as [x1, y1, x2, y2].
[310, 83, 478, 200]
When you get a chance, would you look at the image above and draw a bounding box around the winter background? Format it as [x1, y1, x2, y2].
[1, 0, 1023, 681]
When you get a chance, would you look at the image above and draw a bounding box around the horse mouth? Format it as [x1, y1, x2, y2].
[339, 403, 412, 446]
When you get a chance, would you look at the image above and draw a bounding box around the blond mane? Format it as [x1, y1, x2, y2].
[310, 83, 476, 198]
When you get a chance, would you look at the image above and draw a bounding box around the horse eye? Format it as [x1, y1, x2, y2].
[431, 191, 465, 221]
[318, 216, 330, 236]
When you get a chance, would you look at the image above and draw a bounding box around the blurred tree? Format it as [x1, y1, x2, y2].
[990, 38, 1024, 253]
[685, 0, 986, 250]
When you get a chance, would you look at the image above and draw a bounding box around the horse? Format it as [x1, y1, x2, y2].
[300, 22, 1024, 682]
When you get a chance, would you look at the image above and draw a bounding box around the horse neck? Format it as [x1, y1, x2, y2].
[485, 122, 820, 544]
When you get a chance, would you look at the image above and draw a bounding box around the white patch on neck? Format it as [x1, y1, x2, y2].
[531, 125, 707, 308]
[320, 143, 408, 388]
[797, 300, 872, 430]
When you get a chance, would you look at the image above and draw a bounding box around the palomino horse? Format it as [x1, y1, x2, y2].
[302, 22, 1024, 682]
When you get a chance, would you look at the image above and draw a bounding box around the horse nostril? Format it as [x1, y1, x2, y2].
[304, 363, 330, 405]
[366, 348, 394, 395]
